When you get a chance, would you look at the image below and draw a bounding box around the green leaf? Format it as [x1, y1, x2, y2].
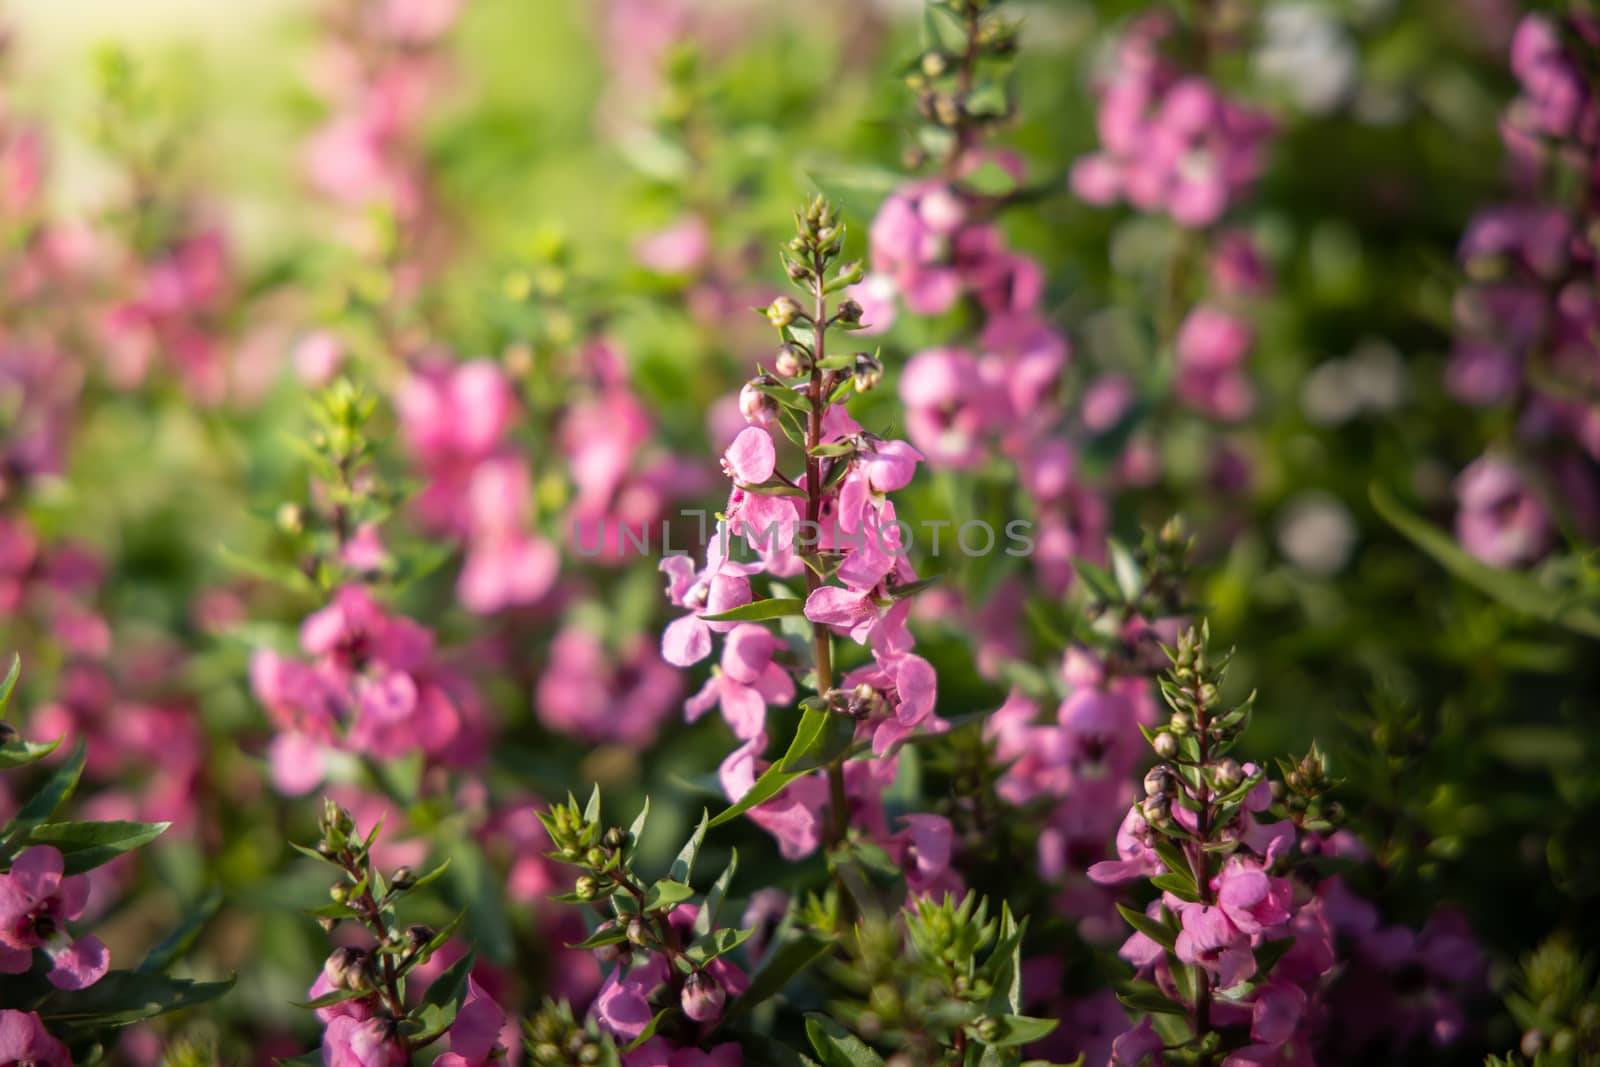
[670, 810, 709, 884]
[38, 970, 234, 1030]
[685, 926, 754, 965]
[27, 820, 170, 875]
[1109, 540, 1144, 602]
[294, 986, 369, 1010]
[446, 844, 512, 964]
[725, 933, 834, 1021]
[275, 1055, 324, 1067]
[709, 706, 853, 829]
[643, 880, 696, 911]
[1115, 988, 1188, 1016]
[7, 741, 87, 837]
[568, 925, 628, 950]
[628, 797, 651, 848]
[138, 889, 222, 973]
[584, 786, 602, 827]
[1371, 483, 1600, 638]
[389, 857, 451, 902]
[808, 441, 856, 458]
[622, 1008, 673, 1053]
[409, 948, 476, 1043]
[695, 849, 738, 938]
[1150, 873, 1201, 903]
[1151, 838, 1192, 880]
[805, 1013, 885, 1067]
[1071, 560, 1121, 604]
[982, 1014, 1059, 1048]
[396, 912, 464, 980]
[700, 598, 806, 623]
[779, 709, 855, 775]
[0, 654, 19, 720]
[752, 380, 813, 413]
[1115, 903, 1178, 951]
[0, 737, 62, 771]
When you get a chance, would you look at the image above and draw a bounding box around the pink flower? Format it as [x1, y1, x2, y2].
[899, 348, 998, 468]
[1175, 306, 1255, 421]
[1454, 454, 1551, 566]
[624, 1039, 744, 1067]
[684, 624, 794, 740]
[1088, 806, 1162, 885]
[718, 739, 828, 860]
[1174, 904, 1255, 988]
[0, 846, 109, 990]
[537, 629, 683, 747]
[322, 1016, 407, 1067]
[636, 215, 711, 274]
[595, 956, 670, 1042]
[1214, 856, 1293, 935]
[0, 1010, 70, 1067]
[721, 427, 776, 485]
[1250, 982, 1306, 1047]
[434, 978, 506, 1067]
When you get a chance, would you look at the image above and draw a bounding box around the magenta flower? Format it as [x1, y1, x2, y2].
[0, 1010, 70, 1067]
[684, 624, 795, 740]
[1174, 904, 1255, 989]
[1454, 454, 1551, 567]
[1214, 856, 1293, 936]
[0, 846, 108, 990]
[435, 978, 506, 1067]
[321, 1016, 407, 1067]
[624, 1039, 744, 1067]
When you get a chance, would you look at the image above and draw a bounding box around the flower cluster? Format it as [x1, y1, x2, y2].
[984, 523, 1191, 916]
[250, 382, 488, 794]
[661, 196, 951, 865]
[1089, 624, 1482, 1064]
[302, 0, 464, 231]
[0, 659, 228, 1053]
[1069, 13, 1273, 229]
[540, 792, 748, 1064]
[1447, 12, 1600, 567]
[297, 799, 501, 1067]
[1071, 12, 1273, 426]
[396, 358, 559, 614]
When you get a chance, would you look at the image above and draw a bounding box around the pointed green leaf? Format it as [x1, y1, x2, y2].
[700, 598, 806, 623]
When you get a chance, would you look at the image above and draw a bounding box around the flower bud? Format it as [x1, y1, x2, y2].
[323, 946, 369, 991]
[602, 826, 626, 851]
[1143, 765, 1178, 798]
[406, 923, 436, 949]
[974, 1016, 1001, 1042]
[920, 51, 950, 78]
[1153, 732, 1179, 759]
[626, 917, 648, 945]
[836, 299, 864, 325]
[739, 378, 778, 427]
[0, 722, 17, 745]
[1141, 794, 1174, 830]
[766, 296, 802, 327]
[681, 970, 726, 1022]
[1214, 759, 1243, 791]
[853, 352, 883, 393]
[329, 883, 350, 904]
[575, 875, 600, 901]
[775, 344, 808, 378]
[1169, 711, 1192, 736]
[390, 866, 416, 890]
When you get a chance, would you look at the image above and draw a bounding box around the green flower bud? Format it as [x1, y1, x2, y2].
[766, 296, 802, 327]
